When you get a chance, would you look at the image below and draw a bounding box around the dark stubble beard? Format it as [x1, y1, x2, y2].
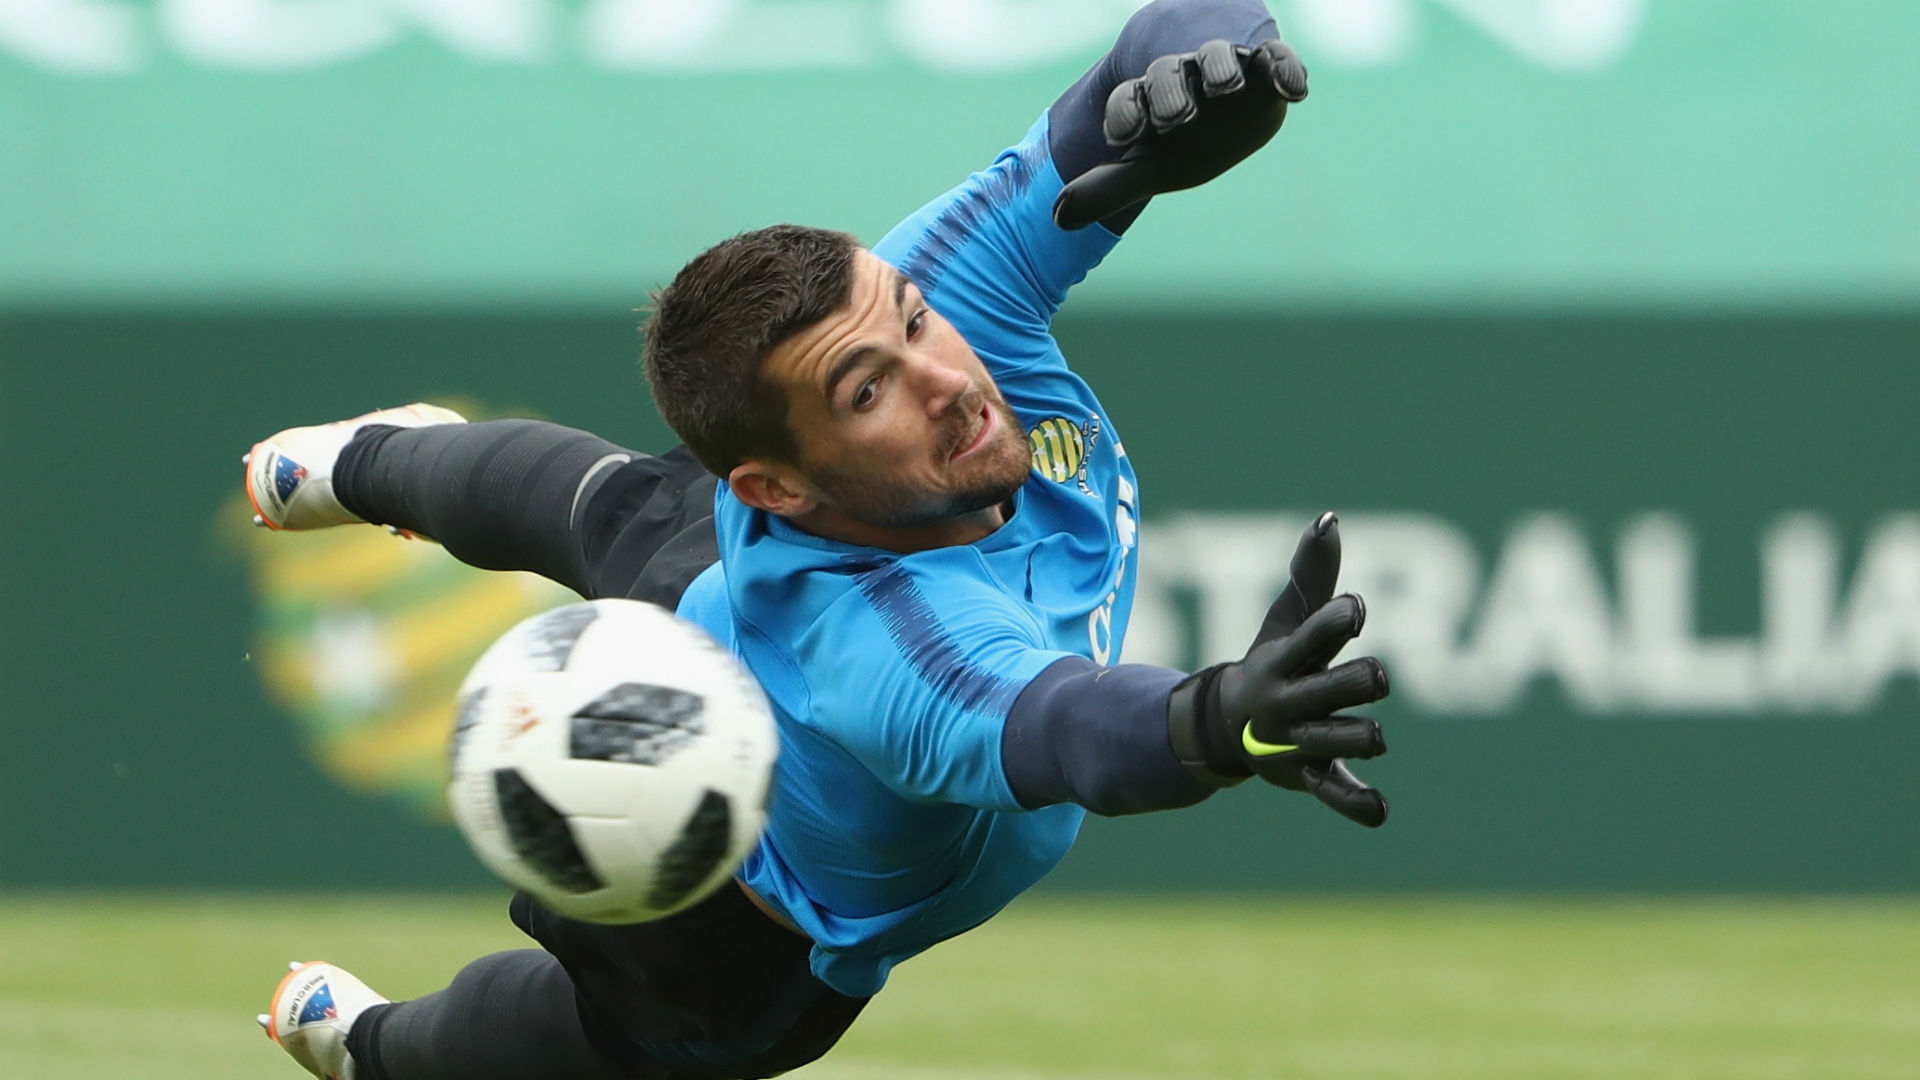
[810, 397, 1030, 530]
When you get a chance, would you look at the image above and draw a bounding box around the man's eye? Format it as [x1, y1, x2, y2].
[853, 378, 879, 409]
[906, 310, 927, 339]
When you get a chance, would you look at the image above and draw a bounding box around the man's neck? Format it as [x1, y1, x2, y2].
[790, 501, 1011, 554]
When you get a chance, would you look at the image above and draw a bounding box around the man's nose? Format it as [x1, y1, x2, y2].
[919, 359, 972, 418]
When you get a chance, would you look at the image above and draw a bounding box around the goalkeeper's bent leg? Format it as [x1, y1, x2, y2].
[345, 950, 626, 1080]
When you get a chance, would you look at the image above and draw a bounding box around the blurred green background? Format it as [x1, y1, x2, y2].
[3, 1, 1918, 1075]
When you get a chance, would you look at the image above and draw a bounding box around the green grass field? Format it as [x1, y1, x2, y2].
[2, 892, 1915, 1079]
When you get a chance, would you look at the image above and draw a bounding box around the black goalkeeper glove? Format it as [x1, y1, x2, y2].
[1053, 36, 1309, 231]
[1166, 512, 1392, 827]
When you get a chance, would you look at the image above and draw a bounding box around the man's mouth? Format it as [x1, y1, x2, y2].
[949, 405, 994, 463]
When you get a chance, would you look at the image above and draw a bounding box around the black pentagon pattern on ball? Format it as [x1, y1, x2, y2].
[492, 768, 605, 894]
[449, 686, 488, 766]
[570, 683, 705, 765]
[522, 603, 600, 672]
[644, 789, 732, 911]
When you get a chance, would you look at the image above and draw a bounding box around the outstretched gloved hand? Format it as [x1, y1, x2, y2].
[1053, 36, 1308, 230]
[1165, 512, 1392, 827]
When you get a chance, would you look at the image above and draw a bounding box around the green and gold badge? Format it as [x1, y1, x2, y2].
[227, 498, 572, 819]
[1029, 416, 1090, 485]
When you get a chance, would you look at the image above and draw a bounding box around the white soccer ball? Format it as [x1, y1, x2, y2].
[447, 598, 776, 923]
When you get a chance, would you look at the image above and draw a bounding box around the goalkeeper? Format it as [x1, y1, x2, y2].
[246, 2, 1392, 1078]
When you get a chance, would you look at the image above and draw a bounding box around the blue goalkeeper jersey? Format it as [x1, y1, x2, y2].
[675, 112, 1139, 998]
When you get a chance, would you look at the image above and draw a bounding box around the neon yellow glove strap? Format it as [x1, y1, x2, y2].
[1242, 725, 1298, 757]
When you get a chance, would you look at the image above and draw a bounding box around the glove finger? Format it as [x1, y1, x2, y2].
[1248, 593, 1366, 678]
[1195, 39, 1244, 97]
[1255, 511, 1341, 644]
[1303, 759, 1387, 827]
[1248, 655, 1389, 735]
[1052, 161, 1155, 231]
[1252, 38, 1309, 102]
[1102, 78, 1149, 147]
[1142, 53, 1198, 132]
[1251, 715, 1385, 761]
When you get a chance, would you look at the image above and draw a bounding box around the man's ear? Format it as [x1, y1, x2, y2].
[728, 460, 818, 518]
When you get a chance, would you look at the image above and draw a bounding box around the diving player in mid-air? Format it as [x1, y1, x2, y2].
[243, 2, 1393, 1077]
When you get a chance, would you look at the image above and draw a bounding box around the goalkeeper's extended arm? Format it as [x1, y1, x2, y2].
[1001, 514, 1391, 826]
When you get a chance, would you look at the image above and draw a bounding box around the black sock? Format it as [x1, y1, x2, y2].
[345, 950, 628, 1080]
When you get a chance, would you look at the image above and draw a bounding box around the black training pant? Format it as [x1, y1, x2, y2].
[331, 420, 869, 1079]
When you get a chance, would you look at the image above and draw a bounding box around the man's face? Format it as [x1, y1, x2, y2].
[760, 249, 1030, 529]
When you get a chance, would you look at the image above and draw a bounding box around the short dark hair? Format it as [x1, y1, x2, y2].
[643, 225, 861, 476]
